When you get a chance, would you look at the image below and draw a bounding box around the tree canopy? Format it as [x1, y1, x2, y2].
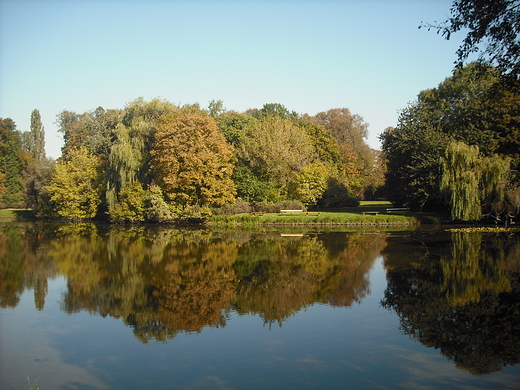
[425, 0, 520, 78]
[151, 112, 236, 207]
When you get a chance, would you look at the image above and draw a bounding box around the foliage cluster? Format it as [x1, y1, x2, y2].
[1, 100, 383, 222]
[424, 0, 520, 78]
[381, 62, 520, 223]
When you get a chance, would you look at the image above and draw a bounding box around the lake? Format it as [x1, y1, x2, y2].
[0, 223, 519, 389]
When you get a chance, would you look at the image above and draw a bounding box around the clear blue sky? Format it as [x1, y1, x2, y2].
[1, 0, 464, 158]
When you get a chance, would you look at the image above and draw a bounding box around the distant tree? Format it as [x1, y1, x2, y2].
[23, 158, 55, 216]
[208, 99, 226, 117]
[248, 103, 298, 120]
[298, 120, 342, 167]
[45, 147, 103, 219]
[29, 109, 45, 161]
[424, 0, 520, 78]
[215, 111, 258, 146]
[308, 108, 375, 197]
[151, 113, 236, 207]
[0, 118, 26, 206]
[56, 107, 120, 158]
[239, 117, 315, 197]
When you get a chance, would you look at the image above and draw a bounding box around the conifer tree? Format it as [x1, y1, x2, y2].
[30, 109, 45, 160]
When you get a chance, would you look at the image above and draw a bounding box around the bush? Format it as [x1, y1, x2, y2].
[145, 185, 172, 222]
[178, 204, 213, 221]
[212, 199, 252, 215]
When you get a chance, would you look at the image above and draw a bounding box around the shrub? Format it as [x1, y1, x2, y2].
[145, 185, 172, 222]
[212, 199, 252, 215]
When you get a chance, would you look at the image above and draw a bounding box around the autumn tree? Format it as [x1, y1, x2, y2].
[308, 108, 375, 197]
[105, 98, 177, 218]
[45, 147, 103, 219]
[56, 107, 120, 158]
[151, 112, 236, 207]
[238, 116, 315, 198]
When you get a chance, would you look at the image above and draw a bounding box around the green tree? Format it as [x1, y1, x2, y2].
[425, 0, 520, 78]
[109, 182, 146, 222]
[239, 117, 315, 196]
[23, 158, 55, 216]
[380, 63, 517, 211]
[248, 103, 298, 120]
[440, 141, 483, 220]
[106, 98, 178, 218]
[0, 118, 26, 206]
[288, 162, 330, 206]
[29, 109, 46, 161]
[208, 99, 226, 117]
[45, 147, 103, 219]
[215, 111, 258, 147]
[151, 112, 236, 207]
[440, 140, 512, 221]
[232, 165, 278, 203]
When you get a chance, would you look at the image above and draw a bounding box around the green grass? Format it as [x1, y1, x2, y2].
[0, 208, 34, 221]
[209, 201, 417, 226]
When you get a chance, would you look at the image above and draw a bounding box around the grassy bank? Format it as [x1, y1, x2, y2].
[0, 209, 34, 221]
[210, 201, 418, 226]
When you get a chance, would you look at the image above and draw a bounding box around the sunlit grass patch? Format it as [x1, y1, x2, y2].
[209, 209, 417, 226]
[0, 209, 33, 220]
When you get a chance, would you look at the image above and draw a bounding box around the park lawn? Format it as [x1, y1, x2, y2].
[0, 209, 34, 221]
[210, 202, 417, 226]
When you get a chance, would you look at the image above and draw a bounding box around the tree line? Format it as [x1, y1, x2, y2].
[2, 64, 518, 224]
[381, 62, 520, 223]
[0, 101, 384, 221]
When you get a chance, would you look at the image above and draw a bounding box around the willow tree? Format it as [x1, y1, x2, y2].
[106, 123, 144, 215]
[480, 153, 511, 221]
[441, 141, 482, 221]
[441, 140, 511, 221]
[105, 98, 178, 219]
[151, 113, 236, 207]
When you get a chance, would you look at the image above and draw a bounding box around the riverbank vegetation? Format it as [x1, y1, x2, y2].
[1, 66, 518, 226]
[381, 62, 520, 225]
[1, 101, 387, 223]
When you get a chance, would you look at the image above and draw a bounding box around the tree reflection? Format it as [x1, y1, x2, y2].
[0, 224, 56, 309]
[0, 225, 385, 343]
[382, 231, 520, 374]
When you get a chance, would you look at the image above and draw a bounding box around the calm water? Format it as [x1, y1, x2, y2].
[0, 223, 519, 390]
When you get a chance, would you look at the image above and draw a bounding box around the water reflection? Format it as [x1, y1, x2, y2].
[381, 230, 520, 375]
[0, 224, 385, 342]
